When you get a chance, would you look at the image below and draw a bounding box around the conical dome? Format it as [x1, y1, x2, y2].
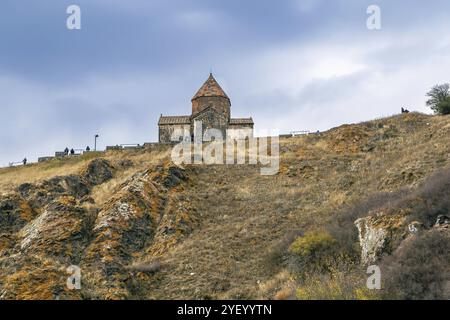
[192, 73, 229, 101]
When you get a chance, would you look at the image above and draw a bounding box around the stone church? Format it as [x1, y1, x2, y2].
[158, 74, 254, 143]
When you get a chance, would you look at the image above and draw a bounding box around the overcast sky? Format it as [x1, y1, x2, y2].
[1, 0, 450, 166]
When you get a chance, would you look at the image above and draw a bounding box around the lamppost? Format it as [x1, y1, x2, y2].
[94, 134, 99, 151]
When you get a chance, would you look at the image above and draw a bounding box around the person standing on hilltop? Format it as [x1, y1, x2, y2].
[70, 148, 75, 155]
[22, 158, 27, 166]
[64, 147, 69, 155]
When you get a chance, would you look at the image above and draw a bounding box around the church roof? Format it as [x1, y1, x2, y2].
[158, 115, 191, 125]
[158, 115, 254, 126]
[230, 118, 254, 125]
[192, 73, 230, 101]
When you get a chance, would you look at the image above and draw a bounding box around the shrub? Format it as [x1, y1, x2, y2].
[426, 83, 450, 115]
[325, 189, 408, 260]
[435, 98, 450, 115]
[294, 168, 450, 299]
[325, 167, 450, 260]
[296, 274, 346, 300]
[381, 229, 450, 299]
[406, 168, 450, 227]
[289, 231, 336, 257]
[295, 268, 379, 300]
[288, 231, 339, 272]
[264, 229, 303, 273]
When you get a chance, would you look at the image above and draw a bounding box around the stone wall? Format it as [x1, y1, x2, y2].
[191, 96, 230, 120]
[228, 123, 254, 130]
[159, 125, 190, 143]
[191, 108, 229, 140]
[159, 121, 254, 143]
[227, 124, 254, 139]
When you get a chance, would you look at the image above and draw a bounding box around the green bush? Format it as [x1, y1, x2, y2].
[288, 231, 339, 272]
[426, 83, 450, 115]
[289, 231, 336, 257]
[434, 98, 450, 115]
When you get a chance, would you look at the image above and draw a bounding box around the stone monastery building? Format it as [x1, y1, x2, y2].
[158, 74, 254, 143]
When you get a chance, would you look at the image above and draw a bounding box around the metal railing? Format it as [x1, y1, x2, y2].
[291, 130, 310, 136]
[8, 161, 25, 167]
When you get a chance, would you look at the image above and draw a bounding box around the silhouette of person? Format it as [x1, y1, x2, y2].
[70, 148, 75, 155]
[86, 146, 91, 152]
[23, 158, 27, 165]
[64, 147, 69, 155]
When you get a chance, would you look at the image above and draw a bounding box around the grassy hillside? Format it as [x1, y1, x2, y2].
[0, 112, 449, 300]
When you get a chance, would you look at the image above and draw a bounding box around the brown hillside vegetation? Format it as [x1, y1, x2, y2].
[0, 112, 449, 299]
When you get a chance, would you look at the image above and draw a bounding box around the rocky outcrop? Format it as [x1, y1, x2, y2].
[17, 176, 91, 209]
[0, 194, 35, 234]
[16, 159, 115, 210]
[80, 169, 164, 299]
[18, 197, 94, 256]
[354, 212, 407, 265]
[355, 212, 450, 265]
[0, 194, 36, 252]
[0, 159, 115, 299]
[0, 159, 195, 300]
[0, 196, 96, 300]
[80, 163, 195, 299]
[435, 215, 450, 228]
[81, 158, 115, 186]
[0, 112, 448, 300]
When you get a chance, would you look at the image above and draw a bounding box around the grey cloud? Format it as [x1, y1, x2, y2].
[1, 0, 450, 166]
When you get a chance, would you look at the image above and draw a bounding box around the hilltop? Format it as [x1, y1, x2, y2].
[0, 112, 449, 299]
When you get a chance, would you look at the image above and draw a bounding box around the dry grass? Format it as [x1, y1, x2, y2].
[257, 270, 296, 300]
[0, 152, 103, 194]
[0, 147, 172, 197]
[1, 113, 450, 299]
[141, 113, 450, 299]
[88, 147, 171, 206]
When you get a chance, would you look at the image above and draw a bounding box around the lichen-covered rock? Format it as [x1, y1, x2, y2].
[17, 175, 90, 209]
[0, 194, 36, 252]
[81, 158, 115, 186]
[355, 212, 407, 265]
[80, 163, 195, 299]
[15, 159, 114, 211]
[435, 215, 450, 227]
[0, 194, 36, 233]
[0, 196, 95, 300]
[0, 161, 194, 300]
[149, 163, 188, 189]
[0, 255, 83, 300]
[17, 196, 93, 257]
